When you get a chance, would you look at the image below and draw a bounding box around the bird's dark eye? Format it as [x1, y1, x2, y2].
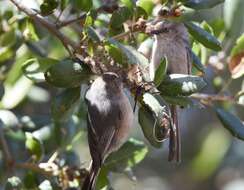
[164, 28, 169, 33]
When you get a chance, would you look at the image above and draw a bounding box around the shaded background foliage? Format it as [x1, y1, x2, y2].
[0, 0, 243, 190]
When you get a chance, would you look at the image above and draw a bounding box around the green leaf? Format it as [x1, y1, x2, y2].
[120, 0, 136, 10]
[25, 132, 44, 161]
[154, 56, 167, 87]
[40, 0, 58, 16]
[104, 138, 148, 170]
[185, 22, 222, 51]
[105, 44, 123, 65]
[1, 76, 33, 109]
[110, 7, 132, 29]
[190, 50, 205, 73]
[137, 0, 154, 15]
[107, 38, 150, 80]
[51, 87, 81, 122]
[0, 29, 16, 47]
[139, 93, 171, 147]
[0, 110, 19, 128]
[5, 176, 22, 190]
[230, 34, 244, 57]
[0, 47, 13, 63]
[158, 74, 206, 96]
[22, 58, 58, 82]
[72, 0, 93, 12]
[138, 106, 162, 148]
[184, 0, 224, 10]
[22, 20, 39, 41]
[216, 108, 244, 140]
[135, 6, 148, 19]
[44, 59, 92, 88]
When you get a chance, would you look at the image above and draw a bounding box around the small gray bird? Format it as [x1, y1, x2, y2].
[149, 20, 191, 80]
[82, 72, 134, 190]
[147, 19, 192, 162]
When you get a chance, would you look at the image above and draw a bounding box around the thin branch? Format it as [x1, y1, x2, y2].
[191, 93, 235, 102]
[56, 13, 86, 28]
[9, 0, 80, 55]
[15, 163, 53, 176]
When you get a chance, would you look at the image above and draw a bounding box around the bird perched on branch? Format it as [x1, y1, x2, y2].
[82, 72, 134, 190]
[146, 16, 192, 162]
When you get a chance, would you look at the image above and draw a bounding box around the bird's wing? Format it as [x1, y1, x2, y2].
[86, 103, 122, 165]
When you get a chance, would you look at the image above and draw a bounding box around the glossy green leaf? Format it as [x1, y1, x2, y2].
[51, 87, 81, 122]
[5, 176, 22, 190]
[216, 108, 244, 140]
[135, 6, 148, 19]
[22, 20, 39, 41]
[121, 0, 135, 10]
[0, 110, 19, 128]
[1, 76, 33, 109]
[138, 106, 162, 148]
[108, 38, 150, 80]
[105, 44, 123, 65]
[184, 0, 224, 10]
[22, 58, 58, 82]
[158, 74, 206, 96]
[154, 56, 167, 87]
[104, 138, 148, 170]
[137, 0, 154, 15]
[139, 93, 171, 147]
[0, 47, 14, 63]
[25, 132, 44, 161]
[230, 34, 244, 57]
[0, 29, 16, 47]
[110, 6, 132, 29]
[185, 22, 222, 51]
[44, 59, 92, 88]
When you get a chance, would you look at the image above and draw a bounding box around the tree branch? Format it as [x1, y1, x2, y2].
[15, 163, 53, 176]
[56, 13, 86, 29]
[9, 0, 80, 55]
[191, 93, 235, 102]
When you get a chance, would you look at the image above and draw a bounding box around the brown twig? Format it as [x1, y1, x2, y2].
[56, 13, 86, 28]
[9, 0, 80, 55]
[15, 162, 53, 176]
[191, 93, 235, 102]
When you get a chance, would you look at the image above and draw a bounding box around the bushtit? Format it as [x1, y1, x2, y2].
[82, 72, 134, 190]
[148, 20, 191, 80]
[147, 19, 192, 162]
